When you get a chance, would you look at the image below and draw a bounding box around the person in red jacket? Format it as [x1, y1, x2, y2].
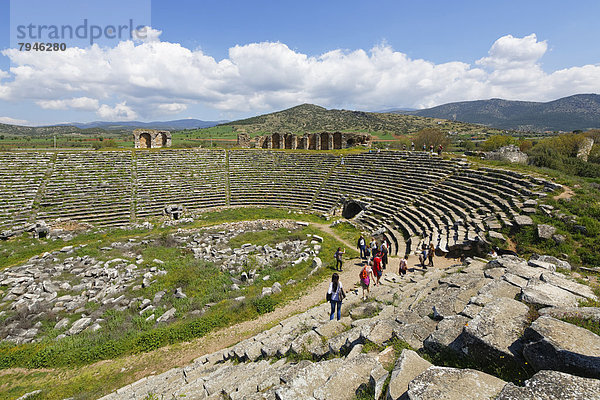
[372, 251, 383, 286]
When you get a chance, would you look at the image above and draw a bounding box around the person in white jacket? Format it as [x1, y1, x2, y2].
[327, 273, 345, 320]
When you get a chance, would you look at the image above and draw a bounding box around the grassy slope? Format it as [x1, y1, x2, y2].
[0, 208, 361, 400]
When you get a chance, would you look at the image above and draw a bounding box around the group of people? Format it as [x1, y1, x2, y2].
[401, 142, 442, 156]
[328, 235, 436, 320]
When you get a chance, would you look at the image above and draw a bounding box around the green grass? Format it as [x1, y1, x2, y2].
[561, 316, 600, 336]
[0, 211, 357, 400]
[330, 221, 363, 248]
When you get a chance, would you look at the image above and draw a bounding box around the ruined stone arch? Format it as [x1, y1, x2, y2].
[272, 133, 282, 149]
[140, 133, 152, 149]
[333, 132, 343, 149]
[320, 132, 330, 150]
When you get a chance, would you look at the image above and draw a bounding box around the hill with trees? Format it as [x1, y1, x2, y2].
[390, 94, 600, 132]
[220, 104, 487, 135]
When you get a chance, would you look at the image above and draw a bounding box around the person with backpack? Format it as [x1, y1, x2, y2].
[327, 273, 345, 320]
[372, 251, 383, 285]
[359, 261, 374, 300]
[428, 243, 435, 267]
[334, 247, 345, 271]
[357, 235, 366, 259]
[399, 256, 408, 276]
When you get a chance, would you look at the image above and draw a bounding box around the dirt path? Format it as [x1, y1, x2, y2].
[554, 185, 575, 200]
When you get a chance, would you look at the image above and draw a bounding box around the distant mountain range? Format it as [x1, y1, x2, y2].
[388, 94, 600, 132]
[57, 119, 227, 130]
[0, 119, 227, 136]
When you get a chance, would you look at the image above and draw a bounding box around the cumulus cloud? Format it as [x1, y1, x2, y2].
[37, 97, 99, 111]
[0, 116, 30, 125]
[477, 34, 547, 69]
[97, 101, 138, 120]
[0, 31, 598, 120]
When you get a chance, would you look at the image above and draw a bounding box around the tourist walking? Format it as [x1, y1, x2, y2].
[370, 238, 378, 259]
[428, 243, 435, 267]
[334, 247, 345, 271]
[437, 145, 443, 156]
[327, 273, 345, 320]
[359, 261, 374, 300]
[411, 141, 415, 151]
[381, 240, 389, 269]
[357, 235, 367, 259]
[419, 245, 428, 269]
[399, 256, 408, 276]
[422, 143, 426, 152]
[373, 251, 383, 285]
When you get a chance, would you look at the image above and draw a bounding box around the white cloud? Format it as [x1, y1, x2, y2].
[157, 103, 188, 113]
[37, 97, 99, 111]
[133, 26, 162, 43]
[0, 32, 598, 120]
[0, 116, 30, 125]
[97, 101, 138, 120]
[477, 34, 547, 69]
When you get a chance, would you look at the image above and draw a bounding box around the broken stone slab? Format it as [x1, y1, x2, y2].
[483, 267, 505, 280]
[366, 319, 402, 345]
[539, 306, 600, 323]
[469, 279, 521, 306]
[423, 315, 469, 354]
[539, 272, 597, 300]
[527, 259, 557, 272]
[314, 320, 346, 339]
[459, 298, 530, 366]
[67, 317, 91, 335]
[497, 369, 600, 400]
[313, 354, 381, 400]
[514, 215, 533, 226]
[393, 317, 438, 351]
[537, 224, 556, 240]
[289, 330, 328, 358]
[275, 358, 344, 399]
[488, 231, 505, 241]
[386, 349, 432, 400]
[523, 316, 600, 378]
[407, 366, 506, 400]
[502, 272, 528, 289]
[529, 254, 571, 271]
[521, 279, 584, 308]
[156, 307, 176, 323]
[370, 363, 389, 400]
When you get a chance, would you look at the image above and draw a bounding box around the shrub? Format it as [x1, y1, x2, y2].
[253, 296, 276, 315]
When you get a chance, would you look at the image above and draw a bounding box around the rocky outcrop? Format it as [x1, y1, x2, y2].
[459, 298, 530, 366]
[523, 316, 600, 378]
[497, 370, 600, 400]
[485, 145, 528, 164]
[91, 254, 600, 399]
[407, 366, 506, 400]
[386, 350, 432, 400]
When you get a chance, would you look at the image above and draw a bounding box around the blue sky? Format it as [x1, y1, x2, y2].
[0, 0, 599, 125]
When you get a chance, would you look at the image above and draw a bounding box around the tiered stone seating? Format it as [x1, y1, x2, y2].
[0, 152, 53, 231]
[135, 149, 228, 218]
[37, 151, 133, 227]
[310, 152, 458, 255]
[228, 150, 338, 209]
[0, 149, 547, 245]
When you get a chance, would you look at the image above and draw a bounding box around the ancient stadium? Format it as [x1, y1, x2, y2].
[1, 147, 599, 400]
